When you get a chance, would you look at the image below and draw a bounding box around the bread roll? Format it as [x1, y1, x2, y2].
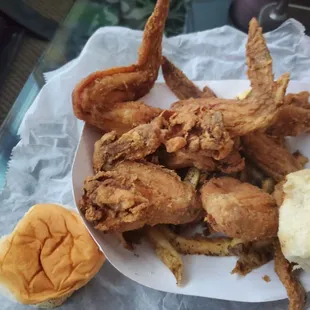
[278, 169, 310, 271]
[0, 203, 105, 308]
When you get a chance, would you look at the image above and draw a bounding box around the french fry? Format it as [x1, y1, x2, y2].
[159, 225, 243, 256]
[184, 167, 200, 188]
[231, 240, 273, 276]
[236, 89, 252, 100]
[145, 226, 184, 285]
[274, 239, 306, 310]
[261, 178, 275, 194]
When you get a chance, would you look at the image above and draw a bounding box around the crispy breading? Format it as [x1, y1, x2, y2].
[72, 0, 169, 134]
[268, 105, 310, 136]
[242, 131, 303, 182]
[93, 107, 235, 172]
[274, 239, 306, 310]
[246, 19, 273, 95]
[96, 101, 161, 135]
[200, 177, 278, 242]
[79, 161, 202, 233]
[171, 72, 289, 137]
[93, 118, 163, 172]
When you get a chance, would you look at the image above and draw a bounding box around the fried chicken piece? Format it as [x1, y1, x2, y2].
[172, 18, 289, 137]
[98, 101, 161, 135]
[72, 0, 169, 133]
[246, 19, 273, 95]
[162, 107, 234, 159]
[171, 72, 288, 137]
[93, 106, 235, 172]
[274, 239, 306, 310]
[266, 92, 310, 136]
[161, 143, 245, 173]
[79, 161, 202, 233]
[200, 177, 278, 242]
[93, 117, 163, 172]
[285, 91, 310, 109]
[242, 131, 304, 182]
[162, 56, 204, 100]
[268, 105, 310, 137]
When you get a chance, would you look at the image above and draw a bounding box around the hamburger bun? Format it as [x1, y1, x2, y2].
[0, 203, 105, 308]
[278, 169, 310, 271]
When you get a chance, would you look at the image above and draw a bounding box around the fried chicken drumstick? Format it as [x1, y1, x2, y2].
[72, 0, 169, 134]
[79, 161, 202, 233]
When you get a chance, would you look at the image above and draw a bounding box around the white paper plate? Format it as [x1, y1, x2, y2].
[72, 80, 310, 302]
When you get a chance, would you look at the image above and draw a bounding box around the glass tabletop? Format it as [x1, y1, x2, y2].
[0, 0, 232, 190]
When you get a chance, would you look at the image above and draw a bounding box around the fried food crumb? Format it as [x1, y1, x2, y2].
[262, 275, 271, 283]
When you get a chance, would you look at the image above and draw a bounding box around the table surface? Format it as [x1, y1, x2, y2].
[0, 0, 232, 190]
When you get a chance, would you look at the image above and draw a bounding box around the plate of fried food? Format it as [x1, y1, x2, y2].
[71, 0, 310, 307]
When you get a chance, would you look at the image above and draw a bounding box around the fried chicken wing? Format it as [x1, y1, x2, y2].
[171, 72, 289, 137]
[200, 177, 278, 242]
[79, 161, 202, 233]
[162, 56, 204, 100]
[171, 18, 289, 137]
[242, 131, 303, 182]
[274, 239, 306, 310]
[72, 0, 169, 133]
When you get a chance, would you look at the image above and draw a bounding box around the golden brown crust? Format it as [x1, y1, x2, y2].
[170, 72, 288, 137]
[246, 18, 273, 95]
[242, 131, 302, 182]
[93, 106, 236, 173]
[267, 91, 310, 136]
[0, 204, 104, 305]
[274, 239, 306, 310]
[80, 161, 202, 233]
[200, 177, 278, 242]
[93, 118, 163, 173]
[268, 105, 310, 137]
[162, 56, 204, 100]
[72, 0, 169, 133]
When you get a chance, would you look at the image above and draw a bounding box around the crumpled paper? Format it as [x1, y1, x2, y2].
[0, 19, 310, 309]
